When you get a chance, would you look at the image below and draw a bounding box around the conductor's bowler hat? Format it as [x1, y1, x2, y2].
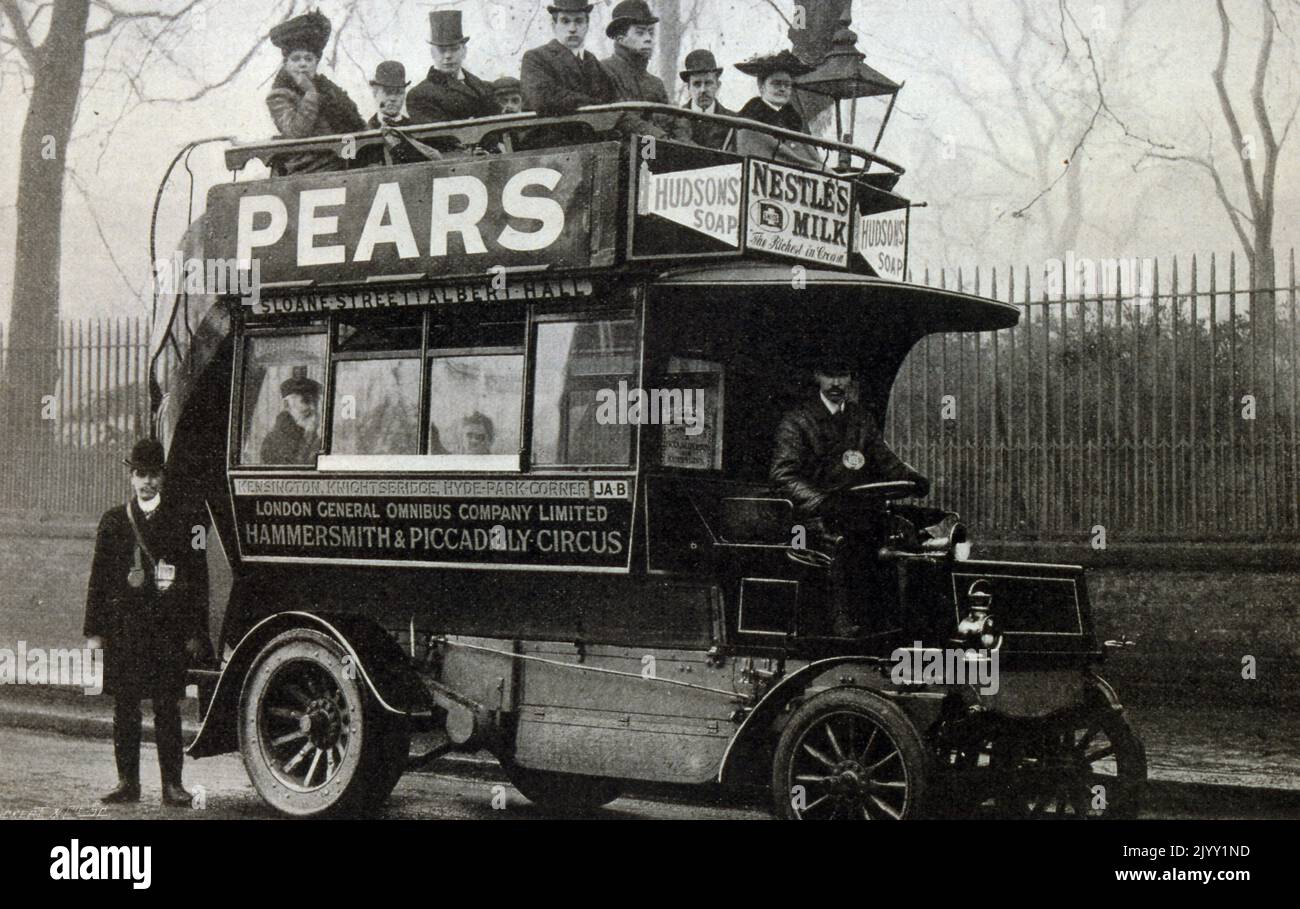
[124, 438, 166, 472]
[370, 61, 410, 89]
[428, 9, 469, 45]
[680, 49, 723, 82]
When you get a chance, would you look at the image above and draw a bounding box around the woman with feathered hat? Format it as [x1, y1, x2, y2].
[732, 49, 822, 166]
[264, 10, 366, 174]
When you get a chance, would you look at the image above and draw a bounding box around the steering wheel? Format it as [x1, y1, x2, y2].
[843, 480, 923, 502]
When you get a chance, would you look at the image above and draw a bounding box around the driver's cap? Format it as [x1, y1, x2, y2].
[809, 352, 855, 377]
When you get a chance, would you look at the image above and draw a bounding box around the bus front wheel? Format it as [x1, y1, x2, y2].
[771, 689, 929, 820]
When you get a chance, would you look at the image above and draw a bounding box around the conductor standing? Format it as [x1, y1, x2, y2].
[84, 438, 211, 806]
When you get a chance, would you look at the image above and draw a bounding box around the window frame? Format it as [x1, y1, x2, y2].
[527, 308, 641, 472]
[231, 296, 644, 475]
[230, 321, 330, 471]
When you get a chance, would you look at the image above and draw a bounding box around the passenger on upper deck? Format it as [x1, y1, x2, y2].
[601, 1, 692, 144]
[521, 1, 616, 116]
[679, 50, 734, 149]
[733, 50, 823, 168]
[264, 11, 366, 175]
[356, 61, 441, 167]
[492, 77, 525, 115]
[407, 11, 502, 125]
[735, 50, 813, 135]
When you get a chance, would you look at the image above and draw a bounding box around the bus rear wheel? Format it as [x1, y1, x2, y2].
[238, 628, 403, 817]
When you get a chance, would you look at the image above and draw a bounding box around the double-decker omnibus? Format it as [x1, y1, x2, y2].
[151, 103, 1146, 819]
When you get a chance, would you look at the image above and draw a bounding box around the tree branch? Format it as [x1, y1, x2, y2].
[86, 0, 204, 40]
[0, 0, 40, 67]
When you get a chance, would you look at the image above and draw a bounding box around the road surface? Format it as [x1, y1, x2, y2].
[2, 725, 1297, 820]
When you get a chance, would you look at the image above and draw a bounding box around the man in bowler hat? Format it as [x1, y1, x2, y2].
[407, 10, 502, 125]
[358, 61, 441, 167]
[601, 0, 692, 143]
[521, 1, 616, 116]
[85, 438, 210, 806]
[680, 49, 734, 149]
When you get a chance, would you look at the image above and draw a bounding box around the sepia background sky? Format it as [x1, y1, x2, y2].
[1, 0, 1297, 322]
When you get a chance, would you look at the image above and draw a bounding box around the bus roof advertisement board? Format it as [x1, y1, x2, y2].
[205, 145, 620, 287]
[745, 160, 853, 268]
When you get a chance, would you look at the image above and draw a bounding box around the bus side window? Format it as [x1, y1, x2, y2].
[330, 358, 422, 456]
[531, 319, 638, 468]
[427, 354, 524, 456]
[239, 332, 328, 466]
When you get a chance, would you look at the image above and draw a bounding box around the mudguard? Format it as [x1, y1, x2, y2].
[718, 655, 912, 786]
[186, 611, 431, 758]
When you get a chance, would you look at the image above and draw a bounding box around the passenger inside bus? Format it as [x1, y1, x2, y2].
[459, 412, 496, 455]
[261, 371, 322, 465]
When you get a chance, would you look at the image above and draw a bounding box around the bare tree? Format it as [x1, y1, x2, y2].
[1140, 0, 1299, 296]
[903, 0, 1162, 259]
[0, 0, 293, 429]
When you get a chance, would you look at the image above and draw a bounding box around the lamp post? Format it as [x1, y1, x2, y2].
[796, 11, 901, 155]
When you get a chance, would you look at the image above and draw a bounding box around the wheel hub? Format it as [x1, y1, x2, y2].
[831, 762, 867, 798]
[300, 697, 342, 749]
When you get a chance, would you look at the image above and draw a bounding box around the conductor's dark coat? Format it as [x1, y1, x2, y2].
[770, 398, 925, 518]
[407, 67, 502, 124]
[83, 498, 210, 699]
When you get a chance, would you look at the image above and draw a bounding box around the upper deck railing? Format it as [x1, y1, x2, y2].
[223, 102, 906, 180]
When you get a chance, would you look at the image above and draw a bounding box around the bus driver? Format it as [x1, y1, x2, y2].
[769, 354, 931, 636]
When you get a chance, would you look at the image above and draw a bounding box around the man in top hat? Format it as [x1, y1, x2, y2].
[601, 1, 691, 143]
[261, 370, 322, 465]
[492, 76, 525, 115]
[84, 438, 211, 806]
[265, 10, 366, 174]
[769, 355, 931, 636]
[679, 49, 734, 149]
[407, 10, 502, 125]
[357, 61, 442, 167]
[521, 1, 616, 117]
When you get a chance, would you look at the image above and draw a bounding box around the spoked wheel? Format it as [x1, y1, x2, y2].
[500, 759, 623, 815]
[772, 689, 929, 820]
[995, 705, 1147, 819]
[239, 628, 404, 817]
